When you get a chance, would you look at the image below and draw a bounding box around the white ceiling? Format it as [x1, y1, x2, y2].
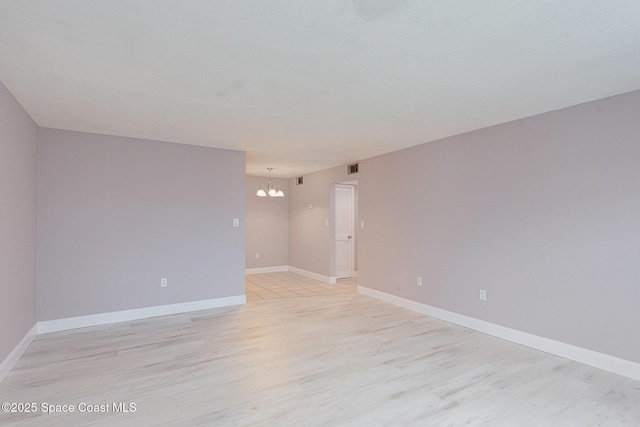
[1, 1, 640, 178]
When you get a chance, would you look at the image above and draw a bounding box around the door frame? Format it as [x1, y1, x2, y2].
[333, 183, 356, 279]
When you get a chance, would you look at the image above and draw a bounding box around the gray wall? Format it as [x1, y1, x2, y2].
[246, 175, 288, 269]
[359, 90, 640, 363]
[37, 129, 245, 321]
[0, 81, 38, 361]
[288, 165, 354, 277]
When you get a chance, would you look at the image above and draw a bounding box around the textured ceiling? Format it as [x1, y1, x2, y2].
[1, 1, 640, 178]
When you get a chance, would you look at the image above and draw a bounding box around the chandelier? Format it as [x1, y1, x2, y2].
[256, 168, 284, 197]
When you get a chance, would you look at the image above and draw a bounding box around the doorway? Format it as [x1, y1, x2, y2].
[334, 184, 356, 279]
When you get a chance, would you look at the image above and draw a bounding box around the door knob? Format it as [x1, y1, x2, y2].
[348, 235, 352, 239]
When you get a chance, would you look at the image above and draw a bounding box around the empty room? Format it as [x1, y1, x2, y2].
[1, 1, 640, 426]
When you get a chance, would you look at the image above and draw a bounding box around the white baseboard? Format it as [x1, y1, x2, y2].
[288, 266, 335, 284]
[38, 295, 246, 334]
[0, 324, 38, 384]
[246, 265, 289, 275]
[357, 286, 640, 381]
[246, 265, 338, 284]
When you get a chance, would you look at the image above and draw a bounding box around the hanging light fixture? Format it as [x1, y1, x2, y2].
[256, 168, 284, 197]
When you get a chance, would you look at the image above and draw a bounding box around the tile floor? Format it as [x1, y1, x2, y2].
[245, 271, 357, 301]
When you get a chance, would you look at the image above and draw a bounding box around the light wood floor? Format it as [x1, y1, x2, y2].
[246, 272, 357, 300]
[1, 274, 639, 426]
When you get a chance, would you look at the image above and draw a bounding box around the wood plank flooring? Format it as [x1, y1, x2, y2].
[1, 274, 639, 426]
[245, 272, 357, 301]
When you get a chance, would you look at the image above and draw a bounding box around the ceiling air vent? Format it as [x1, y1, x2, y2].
[296, 176, 304, 185]
[347, 163, 359, 175]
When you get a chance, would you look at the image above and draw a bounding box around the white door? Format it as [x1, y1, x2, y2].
[335, 184, 354, 279]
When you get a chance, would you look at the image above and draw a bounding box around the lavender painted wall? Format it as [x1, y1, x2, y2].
[37, 129, 245, 321]
[359, 90, 640, 363]
[246, 175, 288, 269]
[0, 81, 37, 362]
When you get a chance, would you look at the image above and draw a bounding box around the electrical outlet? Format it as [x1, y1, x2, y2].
[417, 276, 422, 287]
[233, 218, 239, 227]
[360, 220, 365, 229]
[480, 289, 486, 301]
[255, 252, 260, 259]
[161, 278, 168, 288]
